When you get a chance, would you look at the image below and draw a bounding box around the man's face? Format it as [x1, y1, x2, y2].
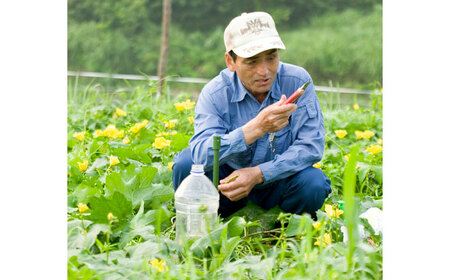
[225, 49, 279, 96]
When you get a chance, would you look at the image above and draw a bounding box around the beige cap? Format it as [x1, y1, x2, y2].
[224, 12, 286, 58]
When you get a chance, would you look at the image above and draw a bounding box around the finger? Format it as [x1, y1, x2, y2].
[218, 182, 238, 192]
[223, 189, 247, 201]
[218, 184, 229, 192]
[277, 95, 287, 106]
[273, 103, 297, 115]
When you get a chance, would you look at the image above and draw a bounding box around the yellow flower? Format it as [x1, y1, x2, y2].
[73, 131, 85, 141]
[362, 130, 375, 139]
[344, 154, 351, 161]
[366, 144, 383, 154]
[156, 131, 177, 137]
[312, 162, 322, 169]
[156, 131, 170, 137]
[113, 130, 124, 139]
[184, 99, 195, 110]
[103, 124, 117, 133]
[314, 233, 332, 247]
[123, 136, 130, 145]
[77, 203, 89, 213]
[168, 162, 174, 170]
[129, 120, 149, 133]
[106, 125, 124, 139]
[174, 102, 185, 111]
[149, 259, 168, 272]
[324, 233, 332, 245]
[152, 137, 171, 149]
[94, 129, 105, 137]
[312, 221, 321, 230]
[164, 119, 178, 129]
[94, 125, 124, 139]
[109, 155, 120, 166]
[325, 204, 344, 219]
[188, 116, 195, 123]
[334, 130, 348, 139]
[107, 212, 116, 221]
[380, 88, 383, 93]
[174, 99, 196, 111]
[115, 107, 127, 117]
[77, 160, 88, 171]
[355, 130, 364, 139]
[356, 130, 375, 139]
[353, 104, 360, 110]
[377, 138, 383, 145]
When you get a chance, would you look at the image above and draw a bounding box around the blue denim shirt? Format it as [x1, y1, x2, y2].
[189, 61, 325, 187]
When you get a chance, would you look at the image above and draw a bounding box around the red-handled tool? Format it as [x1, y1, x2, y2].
[283, 81, 311, 105]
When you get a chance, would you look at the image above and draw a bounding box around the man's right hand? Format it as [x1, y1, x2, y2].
[242, 95, 297, 145]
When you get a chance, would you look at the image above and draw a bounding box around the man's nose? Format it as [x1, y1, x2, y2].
[255, 62, 269, 76]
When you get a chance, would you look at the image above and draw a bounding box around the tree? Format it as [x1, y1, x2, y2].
[157, 0, 171, 95]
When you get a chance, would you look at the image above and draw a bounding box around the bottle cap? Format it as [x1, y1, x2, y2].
[191, 164, 204, 174]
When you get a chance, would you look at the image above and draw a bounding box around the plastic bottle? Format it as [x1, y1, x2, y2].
[175, 164, 219, 244]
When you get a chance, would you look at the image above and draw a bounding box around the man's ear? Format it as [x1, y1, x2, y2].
[225, 52, 236, 72]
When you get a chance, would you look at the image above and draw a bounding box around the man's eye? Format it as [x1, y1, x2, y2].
[246, 60, 257, 65]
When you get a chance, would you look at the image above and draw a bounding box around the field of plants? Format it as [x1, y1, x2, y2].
[67, 80, 383, 279]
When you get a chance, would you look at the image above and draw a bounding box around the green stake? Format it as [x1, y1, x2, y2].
[213, 135, 221, 188]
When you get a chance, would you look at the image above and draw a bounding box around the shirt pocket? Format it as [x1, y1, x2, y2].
[291, 100, 317, 129]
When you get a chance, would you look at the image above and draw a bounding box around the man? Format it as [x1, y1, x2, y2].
[172, 12, 331, 219]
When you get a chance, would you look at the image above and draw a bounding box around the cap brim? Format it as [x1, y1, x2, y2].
[232, 36, 286, 58]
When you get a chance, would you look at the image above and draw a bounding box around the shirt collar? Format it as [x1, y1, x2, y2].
[230, 62, 282, 103]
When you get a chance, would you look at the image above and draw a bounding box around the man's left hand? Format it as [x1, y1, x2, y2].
[218, 166, 264, 201]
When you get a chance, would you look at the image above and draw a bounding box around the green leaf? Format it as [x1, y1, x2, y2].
[147, 183, 174, 208]
[170, 132, 191, 152]
[86, 192, 133, 226]
[85, 140, 102, 159]
[343, 145, 360, 268]
[111, 147, 139, 164]
[119, 202, 172, 248]
[71, 183, 101, 203]
[219, 255, 275, 279]
[372, 165, 382, 184]
[358, 163, 371, 183]
[119, 225, 155, 249]
[228, 201, 282, 232]
[133, 144, 154, 164]
[68, 220, 109, 250]
[68, 255, 101, 280]
[86, 158, 109, 176]
[209, 236, 241, 272]
[124, 237, 183, 260]
[285, 214, 314, 237]
[130, 202, 172, 229]
[105, 165, 159, 208]
[190, 216, 245, 257]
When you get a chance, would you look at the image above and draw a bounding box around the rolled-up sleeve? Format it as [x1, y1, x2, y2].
[189, 88, 248, 171]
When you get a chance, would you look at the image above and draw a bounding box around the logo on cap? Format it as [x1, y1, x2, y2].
[240, 18, 270, 36]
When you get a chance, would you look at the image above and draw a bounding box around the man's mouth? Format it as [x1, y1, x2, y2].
[255, 78, 270, 86]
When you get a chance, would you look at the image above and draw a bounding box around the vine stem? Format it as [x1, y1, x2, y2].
[244, 228, 282, 238]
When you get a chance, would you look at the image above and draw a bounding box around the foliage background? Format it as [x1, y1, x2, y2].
[68, 0, 382, 88]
